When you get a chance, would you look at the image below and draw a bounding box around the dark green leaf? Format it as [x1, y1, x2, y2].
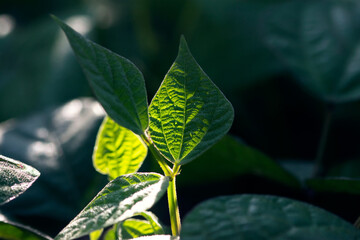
[181, 194, 360, 240]
[263, 1, 360, 103]
[0, 155, 40, 205]
[52, 15, 149, 135]
[55, 173, 169, 240]
[178, 135, 300, 188]
[93, 116, 148, 179]
[307, 177, 360, 195]
[0, 215, 51, 240]
[327, 160, 360, 178]
[149, 36, 234, 165]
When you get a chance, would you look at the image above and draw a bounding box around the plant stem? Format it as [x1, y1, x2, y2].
[313, 108, 333, 177]
[168, 176, 181, 236]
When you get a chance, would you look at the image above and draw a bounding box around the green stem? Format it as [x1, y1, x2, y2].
[313, 108, 333, 177]
[168, 176, 181, 236]
[141, 134, 173, 177]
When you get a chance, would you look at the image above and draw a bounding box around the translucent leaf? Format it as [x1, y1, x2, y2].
[149, 36, 234, 165]
[90, 229, 103, 240]
[181, 194, 360, 240]
[55, 173, 169, 240]
[121, 211, 164, 238]
[52, 15, 149, 135]
[93, 116, 148, 179]
[130, 236, 177, 240]
[0, 155, 40, 205]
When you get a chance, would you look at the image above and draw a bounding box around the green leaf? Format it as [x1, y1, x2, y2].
[307, 177, 360, 195]
[181, 194, 360, 240]
[0, 155, 40, 205]
[264, 1, 360, 103]
[55, 173, 169, 240]
[52, 15, 149, 135]
[90, 229, 103, 240]
[130, 236, 177, 240]
[121, 211, 164, 238]
[0, 216, 51, 240]
[148, 36, 234, 165]
[93, 116, 148, 179]
[327, 160, 360, 178]
[178, 135, 300, 188]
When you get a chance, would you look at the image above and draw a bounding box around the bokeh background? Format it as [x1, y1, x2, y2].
[1, 0, 360, 238]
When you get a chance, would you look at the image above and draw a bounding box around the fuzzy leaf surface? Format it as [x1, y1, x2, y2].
[181, 194, 360, 240]
[0, 155, 40, 205]
[149, 36, 234, 165]
[93, 116, 147, 179]
[55, 173, 169, 240]
[52, 16, 148, 135]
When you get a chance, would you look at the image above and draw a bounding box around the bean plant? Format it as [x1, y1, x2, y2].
[1, 13, 360, 240]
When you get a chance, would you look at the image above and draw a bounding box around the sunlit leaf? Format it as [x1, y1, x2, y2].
[55, 173, 169, 240]
[121, 211, 164, 238]
[181, 194, 360, 240]
[93, 116, 148, 179]
[52, 15, 149, 135]
[130, 236, 177, 240]
[149, 36, 234, 165]
[307, 177, 360, 195]
[90, 229, 103, 240]
[0, 155, 40, 205]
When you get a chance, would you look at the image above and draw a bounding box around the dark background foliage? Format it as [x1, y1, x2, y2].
[0, 0, 360, 237]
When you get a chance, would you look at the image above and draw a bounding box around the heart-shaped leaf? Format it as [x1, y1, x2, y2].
[181, 194, 360, 240]
[263, 1, 360, 103]
[0, 155, 40, 205]
[307, 177, 360, 195]
[93, 116, 148, 179]
[149, 36, 234, 165]
[52, 15, 149, 135]
[55, 173, 169, 240]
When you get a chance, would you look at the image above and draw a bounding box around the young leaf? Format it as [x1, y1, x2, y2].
[52, 15, 149, 135]
[149, 36, 234, 165]
[90, 229, 103, 240]
[121, 219, 162, 238]
[0, 155, 40, 205]
[121, 211, 165, 238]
[130, 236, 178, 240]
[181, 194, 360, 240]
[55, 173, 169, 240]
[306, 177, 360, 195]
[93, 116, 148, 179]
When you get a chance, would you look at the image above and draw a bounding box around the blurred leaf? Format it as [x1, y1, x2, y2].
[0, 155, 40, 205]
[178, 135, 300, 188]
[0, 213, 51, 240]
[181, 194, 360, 240]
[327, 160, 360, 178]
[89, 229, 103, 240]
[53, 15, 149, 135]
[0, 98, 107, 234]
[263, 0, 360, 103]
[149, 36, 234, 165]
[93, 116, 148, 179]
[55, 173, 169, 240]
[307, 177, 360, 195]
[279, 159, 314, 182]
